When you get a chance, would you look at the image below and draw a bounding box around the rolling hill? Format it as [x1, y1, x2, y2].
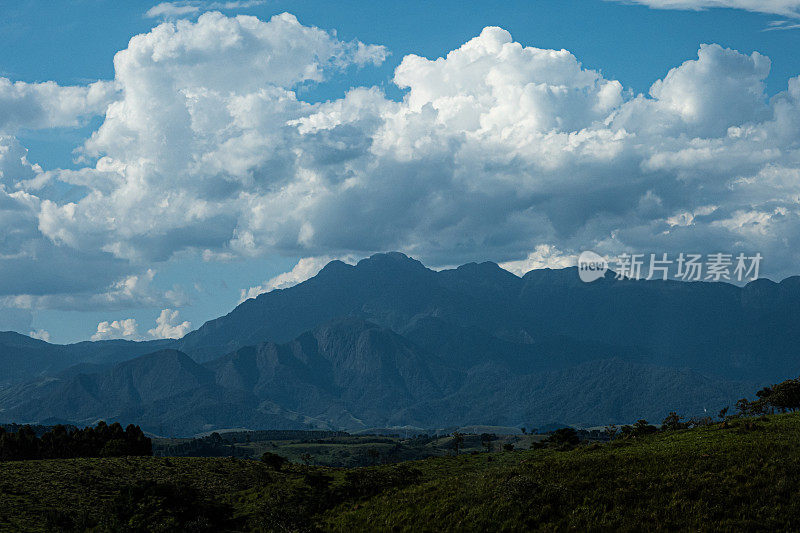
[3, 412, 800, 531]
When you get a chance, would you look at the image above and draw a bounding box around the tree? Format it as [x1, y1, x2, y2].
[100, 439, 131, 457]
[662, 412, 686, 431]
[756, 386, 773, 399]
[503, 443, 515, 452]
[756, 386, 776, 413]
[633, 419, 657, 436]
[103, 481, 232, 531]
[520, 427, 527, 435]
[0, 422, 151, 461]
[300, 452, 313, 466]
[735, 398, 752, 416]
[367, 447, 380, 465]
[768, 379, 800, 412]
[547, 428, 579, 446]
[450, 431, 464, 455]
[261, 451, 288, 471]
[125, 424, 152, 456]
[480, 433, 496, 453]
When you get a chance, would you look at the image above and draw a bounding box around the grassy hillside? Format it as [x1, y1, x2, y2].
[324, 414, 800, 531]
[2, 414, 800, 531]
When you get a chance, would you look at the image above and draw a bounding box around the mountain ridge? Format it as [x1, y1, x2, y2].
[0, 317, 758, 435]
[2, 252, 798, 435]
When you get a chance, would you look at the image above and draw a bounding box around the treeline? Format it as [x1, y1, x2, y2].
[218, 429, 349, 443]
[536, 375, 800, 450]
[156, 432, 254, 458]
[1, 423, 76, 437]
[0, 421, 151, 460]
[659, 375, 800, 433]
[737, 377, 800, 414]
[155, 430, 351, 458]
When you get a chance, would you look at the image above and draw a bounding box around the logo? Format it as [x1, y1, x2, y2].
[578, 251, 608, 283]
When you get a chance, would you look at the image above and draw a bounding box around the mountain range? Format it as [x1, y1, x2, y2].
[1, 252, 797, 435]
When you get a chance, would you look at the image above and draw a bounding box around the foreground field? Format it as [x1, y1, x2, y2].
[153, 431, 540, 467]
[2, 414, 800, 531]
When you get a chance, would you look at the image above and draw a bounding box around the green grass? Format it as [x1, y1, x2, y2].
[324, 414, 800, 531]
[2, 414, 800, 531]
[0, 456, 278, 531]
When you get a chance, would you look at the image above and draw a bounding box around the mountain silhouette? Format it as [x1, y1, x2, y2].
[1, 252, 797, 434]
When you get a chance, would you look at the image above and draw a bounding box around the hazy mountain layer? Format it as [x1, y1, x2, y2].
[1, 252, 796, 434]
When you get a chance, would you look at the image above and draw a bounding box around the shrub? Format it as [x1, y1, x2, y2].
[662, 412, 687, 431]
[633, 420, 657, 436]
[340, 464, 422, 500]
[546, 428, 580, 447]
[260, 451, 288, 471]
[102, 481, 234, 532]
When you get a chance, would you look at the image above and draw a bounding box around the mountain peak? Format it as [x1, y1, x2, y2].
[316, 259, 355, 277]
[0, 331, 51, 348]
[454, 261, 518, 278]
[356, 252, 429, 272]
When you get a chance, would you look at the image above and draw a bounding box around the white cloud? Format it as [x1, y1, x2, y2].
[611, 44, 771, 138]
[90, 309, 191, 341]
[1, 268, 187, 312]
[239, 255, 355, 302]
[145, 1, 266, 19]
[500, 245, 577, 276]
[27, 18, 800, 279]
[147, 308, 192, 339]
[146, 2, 201, 17]
[37, 12, 387, 263]
[764, 21, 800, 30]
[28, 329, 51, 342]
[4, 11, 800, 324]
[0, 78, 115, 133]
[609, 1, 800, 17]
[91, 318, 139, 341]
[0, 136, 41, 188]
[0, 144, 141, 308]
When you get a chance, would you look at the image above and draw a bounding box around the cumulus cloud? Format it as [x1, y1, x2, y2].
[91, 318, 139, 341]
[26, 17, 800, 280]
[0, 136, 41, 188]
[239, 255, 355, 302]
[37, 12, 387, 263]
[500, 245, 577, 276]
[147, 308, 192, 339]
[1, 268, 187, 312]
[609, 1, 800, 17]
[612, 44, 771, 137]
[0, 143, 140, 309]
[90, 309, 191, 341]
[28, 329, 51, 342]
[6, 12, 800, 328]
[0, 78, 115, 133]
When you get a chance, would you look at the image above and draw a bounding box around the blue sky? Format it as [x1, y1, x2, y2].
[1, 0, 799, 343]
